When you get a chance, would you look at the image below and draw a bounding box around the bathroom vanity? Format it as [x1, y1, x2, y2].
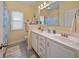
[31, 30, 79, 58]
[30, 1, 79, 58]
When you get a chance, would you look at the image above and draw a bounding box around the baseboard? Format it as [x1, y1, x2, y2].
[8, 36, 27, 45]
[8, 39, 27, 48]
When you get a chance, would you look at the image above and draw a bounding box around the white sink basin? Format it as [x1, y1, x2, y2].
[54, 35, 79, 45]
[43, 31, 79, 45]
[68, 37, 79, 43]
[43, 31, 61, 36]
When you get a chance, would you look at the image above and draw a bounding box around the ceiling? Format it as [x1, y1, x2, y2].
[18, 1, 37, 5]
[15, 1, 43, 6]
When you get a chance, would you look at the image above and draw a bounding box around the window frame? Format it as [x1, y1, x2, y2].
[11, 11, 24, 31]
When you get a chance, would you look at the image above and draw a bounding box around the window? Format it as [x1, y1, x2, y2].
[11, 11, 24, 31]
[40, 16, 45, 25]
[44, 16, 58, 26]
[40, 16, 58, 26]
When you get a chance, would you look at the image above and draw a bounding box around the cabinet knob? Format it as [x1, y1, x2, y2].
[47, 42, 49, 47]
[40, 48, 43, 52]
[36, 36, 38, 39]
[40, 43, 43, 46]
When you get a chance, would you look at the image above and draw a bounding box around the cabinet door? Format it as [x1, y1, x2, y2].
[46, 39, 53, 58]
[38, 35, 46, 58]
[32, 32, 38, 52]
[46, 39, 75, 58]
[76, 52, 79, 58]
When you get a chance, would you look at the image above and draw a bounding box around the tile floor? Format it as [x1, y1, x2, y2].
[5, 40, 39, 58]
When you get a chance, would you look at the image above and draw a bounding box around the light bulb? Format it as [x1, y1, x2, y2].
[44, 2, 46, 5]
[38, 6, 40, 8]
[41, 4, 43, 7]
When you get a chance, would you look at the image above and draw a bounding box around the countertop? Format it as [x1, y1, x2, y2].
[31, 29, 79, 52]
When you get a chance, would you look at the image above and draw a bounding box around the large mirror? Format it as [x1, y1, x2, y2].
[38, 1, 79, 34]
[75, 9, 79, 33]
[64, 8, 79, 33]
[39, 2, 60, 26]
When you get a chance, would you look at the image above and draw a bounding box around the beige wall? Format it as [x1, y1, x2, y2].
[6, 2, 37, 45]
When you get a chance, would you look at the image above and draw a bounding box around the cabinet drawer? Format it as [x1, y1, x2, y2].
[39, 41, 45, 49]
[39, 36, 45, 43]
[38, 47, 46, 58]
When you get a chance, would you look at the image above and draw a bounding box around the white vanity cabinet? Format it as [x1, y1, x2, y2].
[46, 39, 76, 58]
[38, 35, 46, 58]
[31, 32, 38, 53]
[31, 31, 79, 58]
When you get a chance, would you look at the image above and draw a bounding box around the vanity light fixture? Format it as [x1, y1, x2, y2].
[38, 1, 53, 10]
[38, 1, 47, 9]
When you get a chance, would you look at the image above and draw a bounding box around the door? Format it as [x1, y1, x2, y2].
[0, 2, 10, 58]
[3, 2, 10, 46]
[3, 2, 10, 57]
[0, 1, 4, 57]
[46, 39, 75, 58]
